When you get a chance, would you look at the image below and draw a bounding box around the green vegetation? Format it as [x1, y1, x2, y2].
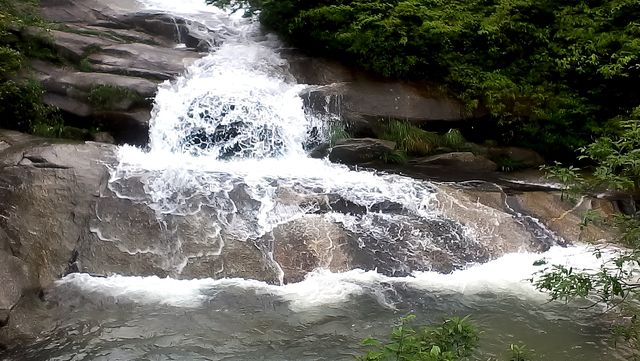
[329, 125, 350, 145]
[380, 120, 467, 156]
[0, 0, 64, 137]
[87, 85, 144, 110]
[536, 108, 640, 358]
[209, 0, 640, 160]
[0, 80, 63, 137]
[358, 315, 479, 361]
[358, 315, 532, 361]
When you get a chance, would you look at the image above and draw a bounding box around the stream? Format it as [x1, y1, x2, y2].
[2, 0, 627, 360]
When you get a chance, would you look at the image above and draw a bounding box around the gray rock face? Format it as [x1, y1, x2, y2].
[328, 138, 396, 165]
[272, 216, 351, 284]
[87, 42, 201, 81]
[0, 133, 117, 288]
[0, 252, 33, 317]
[302, 80, 486, 135]
[0, 131, 116, 345]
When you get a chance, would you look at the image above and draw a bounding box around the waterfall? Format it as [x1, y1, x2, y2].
[109, 1, 491, 279]
[4, 1, 622, 360]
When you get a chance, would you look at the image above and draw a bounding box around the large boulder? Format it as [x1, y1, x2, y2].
[302, 81, 487, 134]
[328, 138, 396, 165]
[281, 50, 356, 85]
[0, 132, 117, 288]
[511, 192, 617, 244]
[271, 216, 351, 284]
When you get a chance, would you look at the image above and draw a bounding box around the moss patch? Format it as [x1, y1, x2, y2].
[87, 85, 144, 110]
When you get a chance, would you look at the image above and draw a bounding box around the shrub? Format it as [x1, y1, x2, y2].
[379, 120, 466, 157]
[380, 120, 441, 156]
[358, 315, 479, 361]
[0, 0, 65, 138]
[0, 80, 63, 136]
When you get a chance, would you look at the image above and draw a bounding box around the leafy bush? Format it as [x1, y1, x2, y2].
[0, 0, 64, 137]
[0, 80, 63, 136]
[358, 315, 479, 361]
[358, 315, 534, 360]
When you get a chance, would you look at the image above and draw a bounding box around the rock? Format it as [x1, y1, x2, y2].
[46, 29, 111, 62]
[308, 142, 330, 159]
[0, 294, 55, 346]
[31, 0, 209, 146]
[272, 216, 351, 283]
[93, 132, 115, 144]
[40, 0, 139, 24]
[116, 12, 218, 51]
[88, 42, 201, 81]
[0, 251, 34, 315]
[32, 62, 156, 144]
[281, 50, 356, 85]
[44, 69, 158, 99]
[412, 152, 498, 172]
[76, 180, 281, 284]
[60, 126, 91, 140]
[486, 146, 545, 168]
[436, 185, 541, 254]
[303, 81, 483, 126]
[328, 138, 396, 165]
[0, 134, 117, 288]
[511, 192, 617, 244]
[43, 93, 92, 117]
[0, 228, 13, 254]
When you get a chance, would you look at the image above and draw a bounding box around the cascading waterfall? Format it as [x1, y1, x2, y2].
[11, 1, 626, 360]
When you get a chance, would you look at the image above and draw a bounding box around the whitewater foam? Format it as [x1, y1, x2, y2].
[57, 245, 614, 312]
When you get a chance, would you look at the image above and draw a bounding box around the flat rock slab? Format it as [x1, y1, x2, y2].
[412, 152, 498, 172]
[328, 138, 396, 165]
[88, 43, 201, 80]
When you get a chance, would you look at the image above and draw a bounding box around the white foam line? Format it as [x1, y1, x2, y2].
[56, 245, 616, 312]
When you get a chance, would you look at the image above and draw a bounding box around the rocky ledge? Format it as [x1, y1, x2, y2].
[19, 0, 214, 144]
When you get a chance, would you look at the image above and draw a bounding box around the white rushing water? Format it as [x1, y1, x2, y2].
[57, 245, 616, 312]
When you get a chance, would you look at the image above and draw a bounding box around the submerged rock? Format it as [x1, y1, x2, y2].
[271, 216, 351, 284]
